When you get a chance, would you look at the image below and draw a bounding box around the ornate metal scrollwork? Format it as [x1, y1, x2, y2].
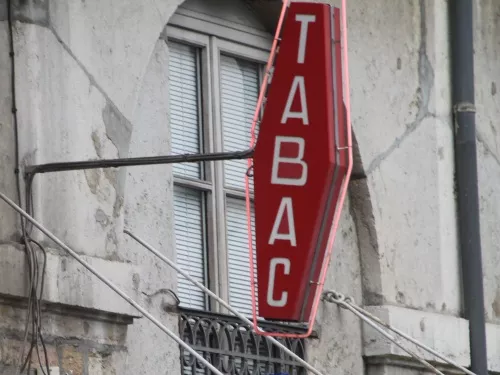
[179, 309, 308, 375]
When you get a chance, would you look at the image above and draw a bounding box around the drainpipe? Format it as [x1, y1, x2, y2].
[449, 1, 488, 374]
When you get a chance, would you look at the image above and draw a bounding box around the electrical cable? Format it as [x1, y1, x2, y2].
[31, 238, 50, 375]
[18, 240, 50, 375]
[6, 0, 50, 373]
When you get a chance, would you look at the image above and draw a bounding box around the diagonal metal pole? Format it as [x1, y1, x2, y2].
[0, 191, 223, 375]
[124, 229, 325, 375]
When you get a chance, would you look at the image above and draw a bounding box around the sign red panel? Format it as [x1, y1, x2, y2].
[253, 3, 347, 322]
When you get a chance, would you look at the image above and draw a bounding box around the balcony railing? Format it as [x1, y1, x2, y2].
[179, 309, 310, 375]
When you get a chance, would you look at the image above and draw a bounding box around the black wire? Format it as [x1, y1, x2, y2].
[19, 240, 50, 375]
[30, 238, 50, 375]
[19, 242, 37, 374]
[18, 243, 34, 374]
[6, 0, 20, 206]
[24, 147, 255, 175]
[25, 173, 35, 235]
[6, 1, 50, 373]
[6, 1, 33, 372]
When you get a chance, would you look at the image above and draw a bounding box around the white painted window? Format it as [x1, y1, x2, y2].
[168, 42, 208, 309]
[167, 0, 271, 315]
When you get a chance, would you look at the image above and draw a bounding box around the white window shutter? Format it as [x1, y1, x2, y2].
[169, 41, 207, 310]
[220, 55, 260, 316]
[226, 197, 258, 316]
[173, 186, 207, 309]
[169, 42, 202, 179]
[220, 55, 259, 191]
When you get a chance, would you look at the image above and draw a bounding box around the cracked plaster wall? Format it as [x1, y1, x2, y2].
[1, 0, 500, 373]
[0, 20, 18, 242]
[347, 0, 500, 372]
[349, 0, 461, 315]
[473, 0, 500, 325]
[1, 0, 184, 373]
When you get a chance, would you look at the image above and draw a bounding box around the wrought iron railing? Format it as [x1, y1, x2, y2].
[179, 309, 309, 375]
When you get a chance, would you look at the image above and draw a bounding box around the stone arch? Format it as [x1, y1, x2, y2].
[125, 0, 381, 306]
[348, 131, 382, 306]
[123, 0, 277, 259]
[121, 1, 381, 372]
[121, 2, 277, 373]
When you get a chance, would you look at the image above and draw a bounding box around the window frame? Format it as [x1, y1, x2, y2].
[166, 15, 271, 313]
[168, 35, 213, 310]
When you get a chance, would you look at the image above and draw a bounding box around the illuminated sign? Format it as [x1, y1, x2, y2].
[253, 3, 347, 322]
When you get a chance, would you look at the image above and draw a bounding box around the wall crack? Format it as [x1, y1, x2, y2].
[366, 0, 435, 176]
[477, 130, 500, 168]
[47, 24, 134, 137]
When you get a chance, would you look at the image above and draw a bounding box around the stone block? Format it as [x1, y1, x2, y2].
[60, 345, 84, 375]
[0, 338, 58, 372]
[0, 244, 141, 317]
[0, 338, 24, 366]
[363, 305, 471, 368]
[28, 345, 59, 370]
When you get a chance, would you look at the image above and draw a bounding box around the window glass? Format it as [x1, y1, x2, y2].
[226, 197, 257, 316]
[169, 41, 207, 309]
[169, 42, 202, 179]
[220, 54, 259, 191]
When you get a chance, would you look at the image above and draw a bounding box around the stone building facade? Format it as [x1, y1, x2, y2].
[0, 0, 500, 374]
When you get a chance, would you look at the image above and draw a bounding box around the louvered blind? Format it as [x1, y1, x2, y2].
[220, 54, 261, 316]
[220, 55, 259, 191]
[173, 186, 206, 309]
[226, 197, 258, 316]
[169, 42, 202, 179]
[169, 41, 207, 310]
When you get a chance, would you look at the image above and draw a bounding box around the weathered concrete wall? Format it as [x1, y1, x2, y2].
[0, 20, 19, 242]
[309, 196, 364, 374]
[0, 0, 183, 373]
[474, 0, 500, 325]
[346, 0, 500, 373]
[2, 0, 500, 374]
[349, 0, 460, 315]
[0, 294, 131, 375]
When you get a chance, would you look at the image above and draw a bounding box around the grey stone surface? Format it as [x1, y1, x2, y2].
[121, 37, 180, 375]
[1, 0, 500, 374]
[0, 297, 131, 375]
[0, 22, 19, 242]
[474, 0, 500, 326]
[347, 0, 461, 315]
[48, 0, 182, 121]
[309, 196, 364, 375]
[13, 23, 128, 261]
[0, 244, 141, 316]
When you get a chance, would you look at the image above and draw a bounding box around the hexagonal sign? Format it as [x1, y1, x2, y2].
[253, 3, 348, 322]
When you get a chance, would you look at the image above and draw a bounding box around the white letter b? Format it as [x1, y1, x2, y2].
[271, 136, 308, 186]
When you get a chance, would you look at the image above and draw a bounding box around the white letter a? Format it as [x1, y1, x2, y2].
[268, 197, 297, 246]
[281, 76, 309, 125]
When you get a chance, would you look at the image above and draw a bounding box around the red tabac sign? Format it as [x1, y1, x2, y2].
[253, 3, 347, 322]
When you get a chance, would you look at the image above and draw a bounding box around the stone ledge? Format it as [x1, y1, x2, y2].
[363, 305, 500, 372]
[0, 244, 142, 318]
[0, 293, 134, 325]
[365, 355, 466, 375]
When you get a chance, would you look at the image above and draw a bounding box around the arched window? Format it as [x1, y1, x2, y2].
[166, 2, 310, 373]
[167, 0, 272, 315]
